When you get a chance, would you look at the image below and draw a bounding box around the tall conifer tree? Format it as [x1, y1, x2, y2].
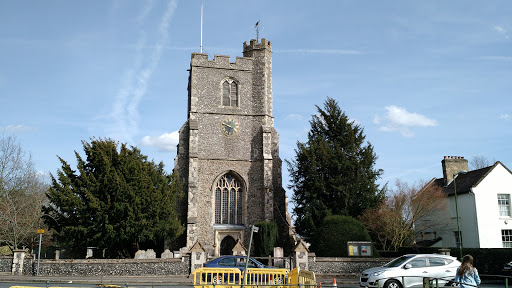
[44, 138, 184, 258]
[287, 97, 385, 241]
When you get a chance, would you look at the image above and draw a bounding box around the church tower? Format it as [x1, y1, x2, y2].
[174, 39, 288, 256]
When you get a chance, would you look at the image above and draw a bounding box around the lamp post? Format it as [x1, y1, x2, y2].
[453, 170, 467, 261]
[242, 225, 259, 288]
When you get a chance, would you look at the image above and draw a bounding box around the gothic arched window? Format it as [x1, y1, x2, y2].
[215, 173, 243, 224]
[222, 80, 238, 107]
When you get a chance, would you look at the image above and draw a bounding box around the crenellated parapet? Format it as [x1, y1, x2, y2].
[243, 38, 272, 53]
[190, 53, 252, 71]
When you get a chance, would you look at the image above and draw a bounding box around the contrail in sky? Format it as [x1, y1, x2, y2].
[108, 0, 177, 143]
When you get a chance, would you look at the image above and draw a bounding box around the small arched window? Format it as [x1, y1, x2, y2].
[222, 80, 238, 107]
[215, 173, 243, 224]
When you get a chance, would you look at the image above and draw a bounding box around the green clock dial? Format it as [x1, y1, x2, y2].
[221, 118, 238, 136]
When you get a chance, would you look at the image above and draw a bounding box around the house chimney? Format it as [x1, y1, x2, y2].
[442, 156, 469, 185]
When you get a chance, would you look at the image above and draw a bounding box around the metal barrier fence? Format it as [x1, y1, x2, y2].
[191, 267, 315, 288]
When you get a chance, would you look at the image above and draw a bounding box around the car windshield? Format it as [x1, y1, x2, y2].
[248, 257, 265, 267]
[383, 255, 415, 268]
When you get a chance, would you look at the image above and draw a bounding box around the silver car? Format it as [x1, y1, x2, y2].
[360, 254, 461, 288]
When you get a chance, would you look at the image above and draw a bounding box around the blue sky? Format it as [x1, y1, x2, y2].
[1, 1, 511, 204]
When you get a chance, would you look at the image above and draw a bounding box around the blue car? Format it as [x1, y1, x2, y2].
[202, 255, 282, 284]
[203, 255, 272, 271]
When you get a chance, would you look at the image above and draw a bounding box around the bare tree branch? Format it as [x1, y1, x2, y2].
[0, 135, 48, 251]
[360, 179, 450, 251]
[469, 155, 494, 170]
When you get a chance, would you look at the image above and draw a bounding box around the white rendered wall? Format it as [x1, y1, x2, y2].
[472, 164, 512, 248]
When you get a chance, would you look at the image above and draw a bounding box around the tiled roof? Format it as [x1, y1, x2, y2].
[429, 162, 510, 195]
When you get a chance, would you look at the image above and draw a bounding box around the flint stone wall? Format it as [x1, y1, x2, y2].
[309, 257, 390, 276]
[22, 258, 189, 276]
[0, 255, 387, 276]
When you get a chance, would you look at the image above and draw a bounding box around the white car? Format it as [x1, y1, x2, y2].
[360, 254, 461, 288]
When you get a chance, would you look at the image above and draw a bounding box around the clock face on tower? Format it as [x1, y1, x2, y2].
[221, 118, 238, 136]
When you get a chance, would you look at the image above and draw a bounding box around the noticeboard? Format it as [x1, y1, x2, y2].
[347, 241, 372, 256]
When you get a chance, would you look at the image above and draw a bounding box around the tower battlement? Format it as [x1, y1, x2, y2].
[243, 38, 272, 53]
[190, 53, 252, 70]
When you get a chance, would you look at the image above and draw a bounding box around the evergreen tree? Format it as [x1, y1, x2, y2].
[287, 97, 385, 242]
[253, 221, 278, 257]
[43, 138, 184, 258]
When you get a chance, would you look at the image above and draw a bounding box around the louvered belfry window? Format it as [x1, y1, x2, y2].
[222, 80, 238, 107]
[215, 173, 243, 224]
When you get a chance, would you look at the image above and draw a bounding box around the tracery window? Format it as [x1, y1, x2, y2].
[215, 173, 243, 224]
[222, 80, 238, 107]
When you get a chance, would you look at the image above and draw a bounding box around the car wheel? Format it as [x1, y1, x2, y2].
[212, 275, 223, 284]
[384, 279, 402, 288]
[446, 281, 460, 287]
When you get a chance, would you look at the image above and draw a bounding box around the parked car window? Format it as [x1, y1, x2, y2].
[219, 257, 236, 266]
[429, 257, 447, 267]
[384, 255, 415, 267]
[248, 259, 258, 268]
[236, 258, 257, 268]
[408, 257, 427, 268]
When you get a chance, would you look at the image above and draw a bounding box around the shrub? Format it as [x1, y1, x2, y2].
[0, 246, 12, 255]
[311, 215, 371, 257]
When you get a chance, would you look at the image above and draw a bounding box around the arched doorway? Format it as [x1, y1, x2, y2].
[220, 236, 236, 255]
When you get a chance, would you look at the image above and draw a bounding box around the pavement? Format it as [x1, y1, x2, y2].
[0, 273, 359, 286]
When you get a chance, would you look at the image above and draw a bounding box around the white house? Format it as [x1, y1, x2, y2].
[419, 156, 512, 248]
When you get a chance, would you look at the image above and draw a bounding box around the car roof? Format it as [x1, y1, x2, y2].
[404, 254, 457, 259]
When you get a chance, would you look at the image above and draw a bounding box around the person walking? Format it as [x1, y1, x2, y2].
[455, 255, 481, 288]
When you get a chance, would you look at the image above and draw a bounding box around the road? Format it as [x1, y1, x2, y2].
[0, 277, 508, 288]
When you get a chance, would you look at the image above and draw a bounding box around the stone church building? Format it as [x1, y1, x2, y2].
[174, 38, 291, 256]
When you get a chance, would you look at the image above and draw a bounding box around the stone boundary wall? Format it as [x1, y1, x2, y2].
[0, 256, 14, 273]
[0, 256, 189, 276]
[309, 257, 391, 276]
[0, 255, 388, 276]
[37, 258, 190, 276]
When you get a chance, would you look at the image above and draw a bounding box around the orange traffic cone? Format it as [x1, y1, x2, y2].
[333, 278, 337, 287]
[318, 282, 322, 288]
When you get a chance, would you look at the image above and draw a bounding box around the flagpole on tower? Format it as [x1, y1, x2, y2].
[200, 3, 203, 53]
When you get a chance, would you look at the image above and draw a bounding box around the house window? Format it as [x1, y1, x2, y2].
[502, 230, 512, 248]
[222, 80, 238, 107]
[215, 173, 243, 224]
[453, 231, 462, 248]
[498, 194, 511, 217]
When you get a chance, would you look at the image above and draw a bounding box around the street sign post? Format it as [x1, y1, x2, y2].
[37, 229, 44, 276]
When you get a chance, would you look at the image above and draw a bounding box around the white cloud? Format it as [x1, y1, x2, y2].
[374, 105, 438, 137]
[494, 25, 511, 39]
[140, 131, 179, 152]
[349, 118, 361, 126]
[500, 114, 511, 120]
[0, 124, 34, 133]
[494, 25, 506, 34]
[284, 114, 304, 121]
